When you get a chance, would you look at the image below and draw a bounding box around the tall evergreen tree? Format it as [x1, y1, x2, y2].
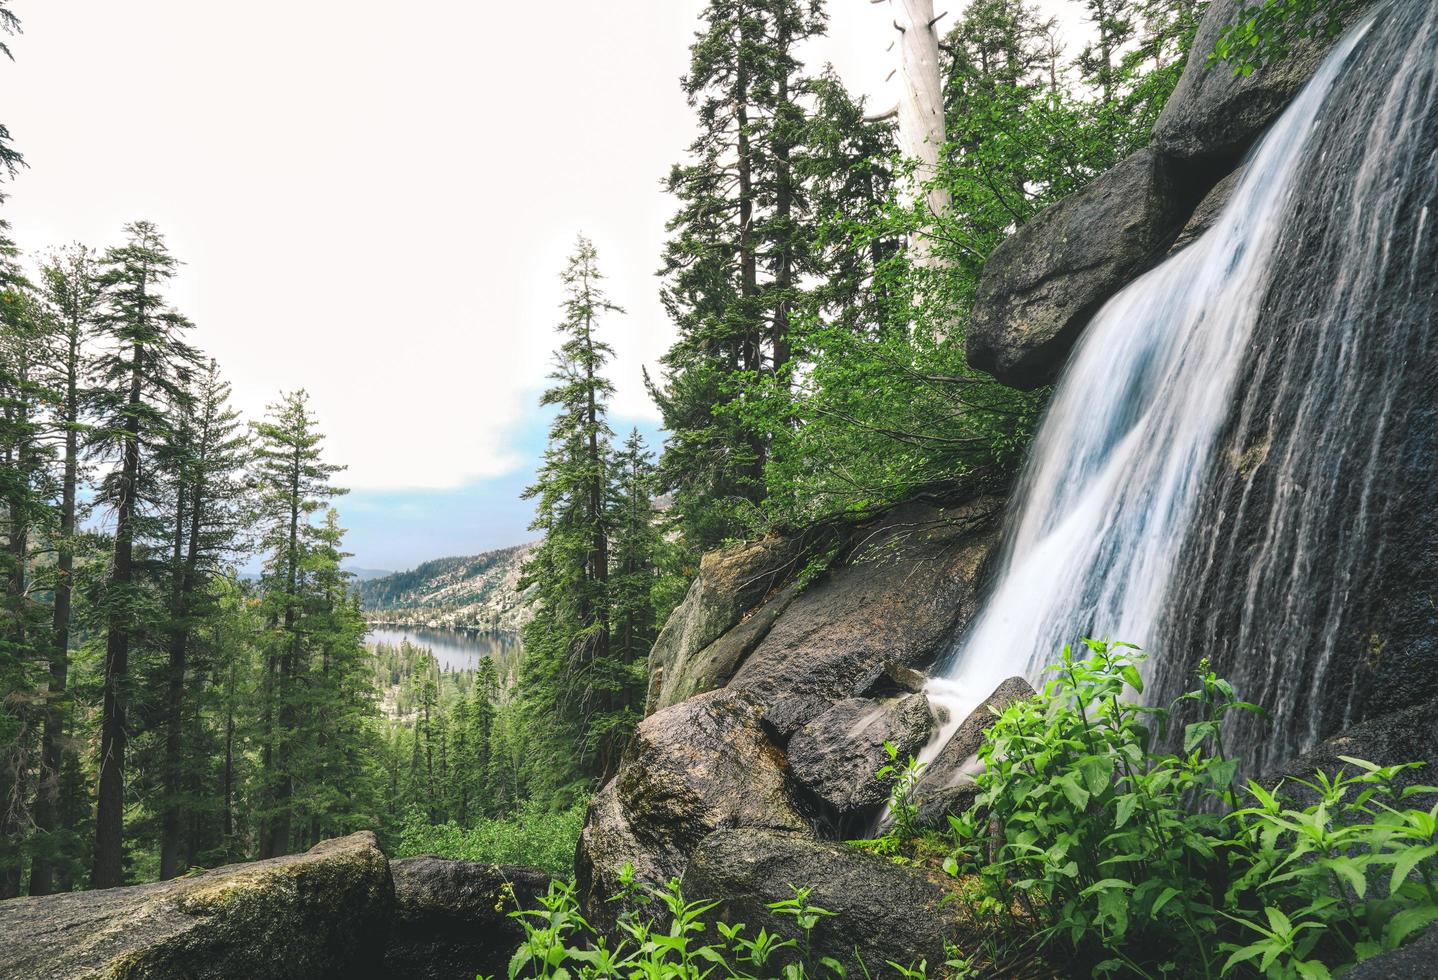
[519, 235, 627, 790]
[156, 360, 249, 879]
[0, 257, 52, 898]
[90, 221, 198, 889]
[650, 0, 827, 554]
[250, 390, 345, 857]
[28, 245, 101, 895]
[608, 429, 662, 672]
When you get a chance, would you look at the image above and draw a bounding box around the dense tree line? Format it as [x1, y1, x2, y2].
[0, 217, 379, 890]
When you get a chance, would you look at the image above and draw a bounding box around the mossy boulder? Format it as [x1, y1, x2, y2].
[0, 832, 392, 980]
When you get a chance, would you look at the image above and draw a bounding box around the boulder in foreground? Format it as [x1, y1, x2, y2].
[0, 832, 392, 980]
[681, 828, 967, 977]
[383, 857, 551, 980]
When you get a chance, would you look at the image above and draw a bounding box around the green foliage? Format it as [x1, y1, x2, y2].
[1211, 0, 1360, 75]
[876, 741, 926, 844]
[498, 871, 947, 980]
[941, 641, 1438, 978]
[391, 799, 587, 880]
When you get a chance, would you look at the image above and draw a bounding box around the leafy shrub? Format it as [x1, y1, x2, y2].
[942, 640, 1438, 978]
[392, 799, 587, 879]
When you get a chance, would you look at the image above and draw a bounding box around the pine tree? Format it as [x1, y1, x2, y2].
[608, 430, 662, 672]
[156, 360, 249, 879]
[251, 390, 345, 857]
[519, 235, 627, 792]
[0, 246, 53, 898]
[290, 509, 374, 847]
[29, 245, 101, 895]
[90, 221, 199, 889]
[650, 0, 827, 554]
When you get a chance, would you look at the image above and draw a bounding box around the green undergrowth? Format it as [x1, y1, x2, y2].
[861, 641, 1438, 978]
[391, 799, 587, 879]
[481, 644, 1438, 977]
[495, 870, 969, 980]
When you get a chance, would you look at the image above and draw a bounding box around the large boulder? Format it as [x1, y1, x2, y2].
[0, 832, 392, 980]
[681, 829, 967, 977]
[787, 693, 934, 830]
[966, 148, 1198, 389]
[383, 857, 551, 980]
[728, 497, 1001, 736]
[1151, 0, 1376, 164]
[578, 690, 812, 926]
[916, 677, 1035, 799]
[574, 781, 688, 933]
[646, 535, 805, 714]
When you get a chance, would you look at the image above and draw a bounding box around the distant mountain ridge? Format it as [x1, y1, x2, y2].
[357, 542, 537, 633]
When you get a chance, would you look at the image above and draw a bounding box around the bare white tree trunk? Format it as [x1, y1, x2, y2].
[886, 0, 951, 232]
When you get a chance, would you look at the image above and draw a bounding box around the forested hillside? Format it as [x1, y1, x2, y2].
[357, 542, 536, 632]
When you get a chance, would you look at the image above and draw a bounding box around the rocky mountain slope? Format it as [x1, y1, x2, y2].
[357, 542, 536, 632]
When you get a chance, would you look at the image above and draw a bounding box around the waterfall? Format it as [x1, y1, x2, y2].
[929, 0, 1438, 773]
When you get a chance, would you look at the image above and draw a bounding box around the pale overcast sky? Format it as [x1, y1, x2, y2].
[3, 0, 1087, 570]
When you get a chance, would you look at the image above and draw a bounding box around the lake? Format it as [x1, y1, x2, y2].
[366, 625, 523, 677]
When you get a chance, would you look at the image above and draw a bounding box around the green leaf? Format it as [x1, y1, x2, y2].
[1058, 772, 1091, 810]
[1151, 887, 1181, 916]
[1184, 722, 1213, 754]
[1385, 905, 1438, 948]
[1114, 794, 1138, 830]
[1080, 755, 1115, 797]
[1389, 844, 1438, 895]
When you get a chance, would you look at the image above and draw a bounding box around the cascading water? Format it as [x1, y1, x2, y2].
[926, 0, 1438, 776]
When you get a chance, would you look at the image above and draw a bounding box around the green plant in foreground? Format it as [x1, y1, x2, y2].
[940, 640, 1438, 978]
[877, 740, 926, 843]
[501, 868, 944, 979]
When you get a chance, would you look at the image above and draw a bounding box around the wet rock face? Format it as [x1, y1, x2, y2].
[0, 832, 393, 980]
[1152, 0, 1438, 774]
[728, 497, 1002, 737]
[681, 829, 968, 977]
[383, 858, 551, 980]
[966, 148, 1197, 390]
[1262, 698, 1438, 810]
[786, 693, 934, 826]
[646, 536, 804, 714]
[1151, 0, 1376, 164]
[917, 676, 1035, 798]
